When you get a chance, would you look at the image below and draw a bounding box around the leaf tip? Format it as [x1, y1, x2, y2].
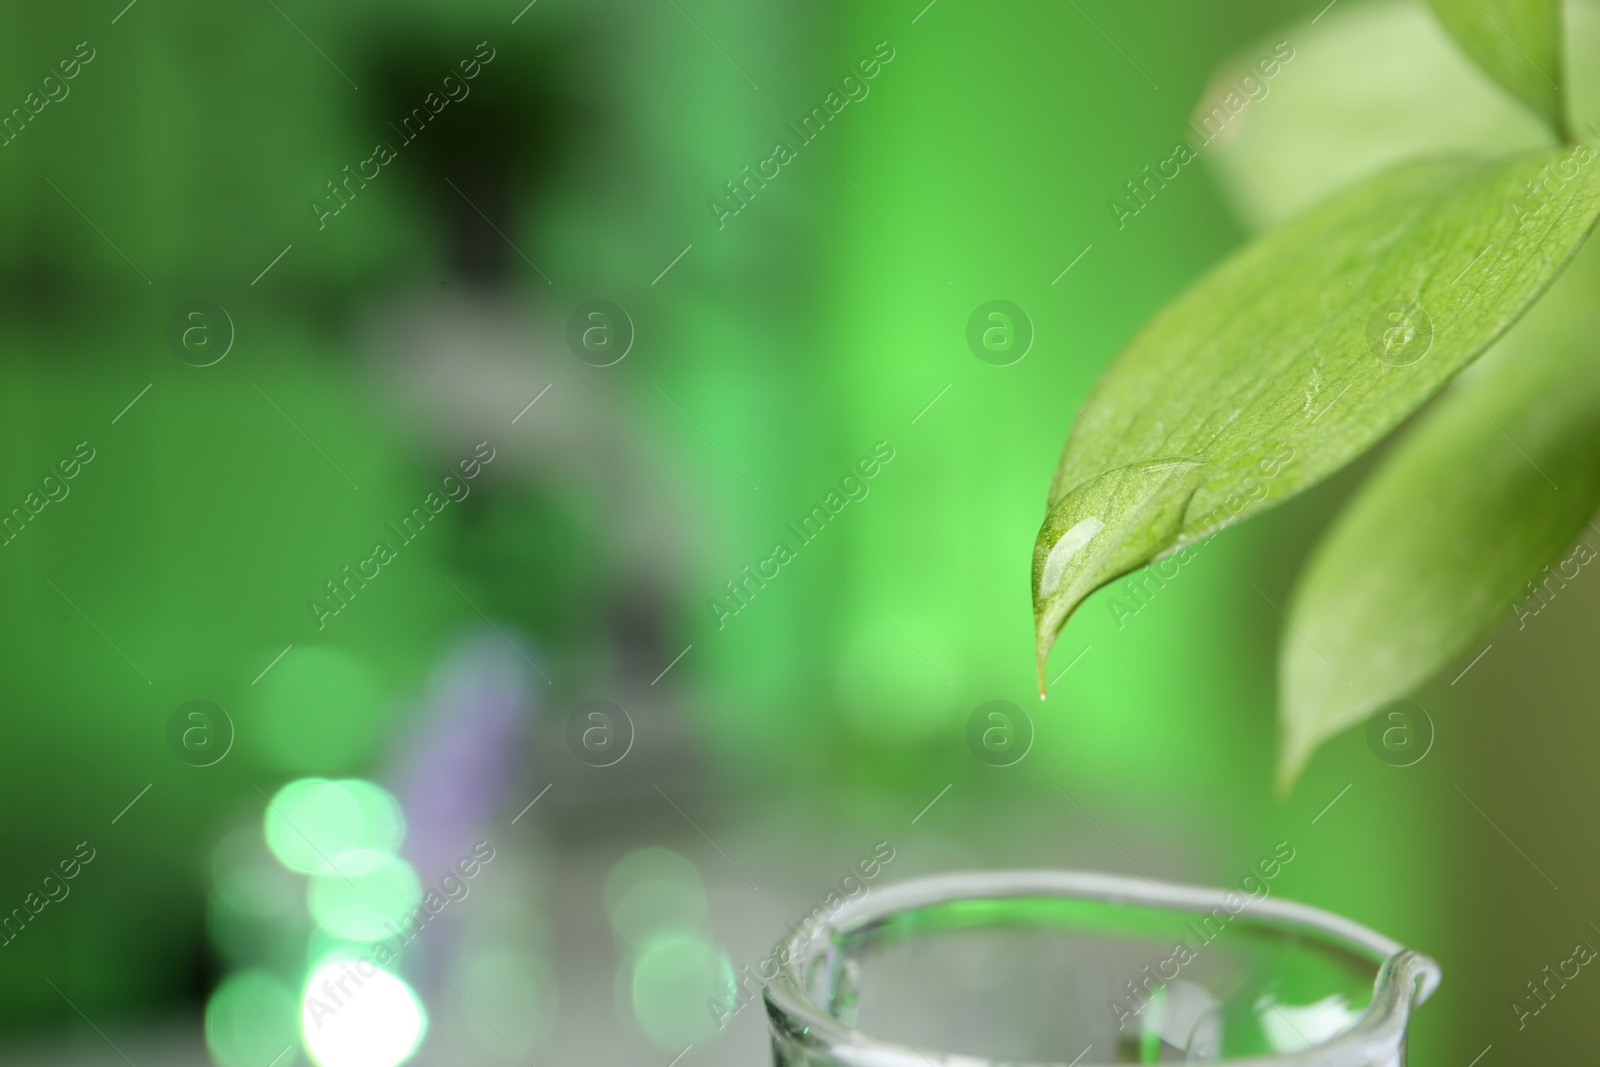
[1034, 611, 1056, 694]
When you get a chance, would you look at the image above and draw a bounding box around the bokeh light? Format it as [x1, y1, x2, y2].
[263, 779, 405, 876]
[301, 957, 427, 1067]
[211, 827, 304, 921]
[204, 969, 299, 1067]
[603, 847, 707, 946]
[307, 851, 422, 942]
[627, 930, 735, 1050]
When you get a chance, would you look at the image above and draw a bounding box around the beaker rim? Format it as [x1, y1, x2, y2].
[762, 869, 1440, 1067]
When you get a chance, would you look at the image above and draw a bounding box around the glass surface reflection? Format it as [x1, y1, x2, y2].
[765, 871, 1438, 1066]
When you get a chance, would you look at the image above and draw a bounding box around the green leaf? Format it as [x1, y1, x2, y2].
[1201, 0, 1551, 230]
[1034, 149, 1600, 690]
[1423, 0, 1565, 137]
[1033, 458, 1203, 691]
[1278, 237, 1600, 788]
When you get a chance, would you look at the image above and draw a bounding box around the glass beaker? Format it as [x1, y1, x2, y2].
[763, 870, 1438, 1066]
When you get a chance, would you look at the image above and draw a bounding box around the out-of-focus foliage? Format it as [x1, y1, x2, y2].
[1423, 0, 1566, 135]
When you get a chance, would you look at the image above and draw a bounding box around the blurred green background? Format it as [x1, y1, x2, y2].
[0, 0, 1593, 1063]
